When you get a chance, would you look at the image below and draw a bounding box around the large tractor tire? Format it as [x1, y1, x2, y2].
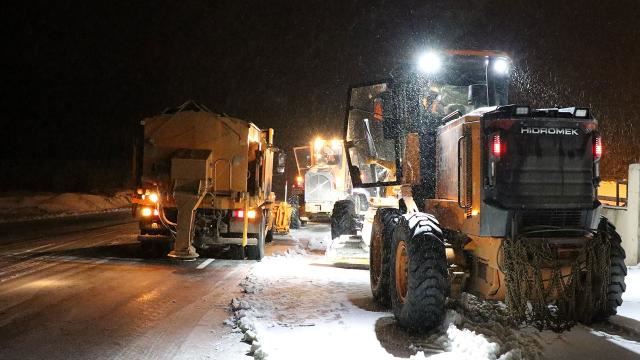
[350, 193, 369, 214]
[370, 207, 402, 307]
[289, 195, 302, 229]
[389, 212, 448, 332]
[331, 199, 357, 239]
[290, 207, 302, 229]
[596, 219, 627, 319]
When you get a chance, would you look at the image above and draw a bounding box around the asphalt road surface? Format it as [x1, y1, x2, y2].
[0, 214, 639, 359]
[0, 213, 250, 360]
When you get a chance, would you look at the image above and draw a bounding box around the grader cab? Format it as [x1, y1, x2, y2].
[132, 101, 286, 260]
[344, 50, 626, 331]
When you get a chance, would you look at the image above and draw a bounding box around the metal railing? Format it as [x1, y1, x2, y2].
[599, 180, 628, 207]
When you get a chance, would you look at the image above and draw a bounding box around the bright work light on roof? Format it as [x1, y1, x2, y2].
[493, 57, 510, 75]
[515, 106, 530, 115]
[574, 108, 589, 118]
[417, 51, 442, 74]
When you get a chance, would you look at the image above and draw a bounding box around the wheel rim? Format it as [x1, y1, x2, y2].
[370, 218, 383, 287]
[395, 240, 408, 303]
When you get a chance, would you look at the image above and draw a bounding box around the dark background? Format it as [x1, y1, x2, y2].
[1, 0, 638, 194]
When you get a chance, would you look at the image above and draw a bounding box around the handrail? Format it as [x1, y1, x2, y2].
[457, 135, 466, 209]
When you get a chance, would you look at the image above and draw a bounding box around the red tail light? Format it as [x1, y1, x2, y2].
[232, 210, 257, 219]
[594, 136, 602, 160]
[491, 134, 503, 157]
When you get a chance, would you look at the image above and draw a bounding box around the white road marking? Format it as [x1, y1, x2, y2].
[196, 258, 214, 269]
[9, 243, 54, 256]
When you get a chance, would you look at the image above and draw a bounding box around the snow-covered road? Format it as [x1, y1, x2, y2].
[228, 223, 640, 360]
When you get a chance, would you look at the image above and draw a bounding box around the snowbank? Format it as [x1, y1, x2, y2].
[618, 265, 640, 321]
[0, 191, 131, 222]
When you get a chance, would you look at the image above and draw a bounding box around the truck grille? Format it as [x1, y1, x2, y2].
[520, 209, 585, 229]
[305, 174, 332, 202]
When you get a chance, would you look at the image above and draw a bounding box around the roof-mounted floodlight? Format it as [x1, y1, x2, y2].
[493, 57, 510, 75]
[574, 108, 589, 118]
[417, 51, 442, 74]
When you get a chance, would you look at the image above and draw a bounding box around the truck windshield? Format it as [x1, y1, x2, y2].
[294, 146, 312, 176]
[313, 141, 343, 167]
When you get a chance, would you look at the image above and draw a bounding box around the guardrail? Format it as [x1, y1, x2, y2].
[600, 164, 639, 265]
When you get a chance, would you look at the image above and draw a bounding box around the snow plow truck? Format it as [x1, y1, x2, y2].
[131, 101, 287, 260]
[292, 138, 368, 233]
[340, 50, 626, 331]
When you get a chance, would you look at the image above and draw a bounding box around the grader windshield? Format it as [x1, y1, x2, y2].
[345, 50, 510, 188]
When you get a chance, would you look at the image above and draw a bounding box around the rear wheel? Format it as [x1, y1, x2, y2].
[331, 200, 357, 239]
[289, 195, 302, 229]
[389, 213, 448, 332]
[596, 219, 627, 319]
[246, 212, 266, 261]
[370, 208, 402, 307]
[229, 245, 245, 260]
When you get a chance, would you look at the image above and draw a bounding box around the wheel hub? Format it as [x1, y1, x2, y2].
[395, 240, 408, 303]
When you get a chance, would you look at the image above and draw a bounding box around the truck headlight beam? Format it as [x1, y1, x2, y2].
[417, 51, 442, 74]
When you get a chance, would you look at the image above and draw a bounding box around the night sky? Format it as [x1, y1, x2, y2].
[1, 0, 639, 191]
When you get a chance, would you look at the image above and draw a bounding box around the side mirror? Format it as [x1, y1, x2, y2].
[276, 152, 286, 174]
[468, 84, 488, 109]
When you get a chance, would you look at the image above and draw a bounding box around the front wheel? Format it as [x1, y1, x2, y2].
[370, 207, 402, 307]
[331, 200, 357, 239]
[389, 212, 448, 332]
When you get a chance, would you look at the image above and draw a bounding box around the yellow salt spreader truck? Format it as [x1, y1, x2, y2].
[131, 101, 289, 259]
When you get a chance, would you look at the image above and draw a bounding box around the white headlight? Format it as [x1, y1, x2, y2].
[493, 58, 509, 75]
[417, 52, 442, 74]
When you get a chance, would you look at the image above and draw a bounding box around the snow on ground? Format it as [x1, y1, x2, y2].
[227, 225, 543, 360]
[618, 265, 640, 321]
[0, 191, 130, 222]
[600, 265, 640, 353]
